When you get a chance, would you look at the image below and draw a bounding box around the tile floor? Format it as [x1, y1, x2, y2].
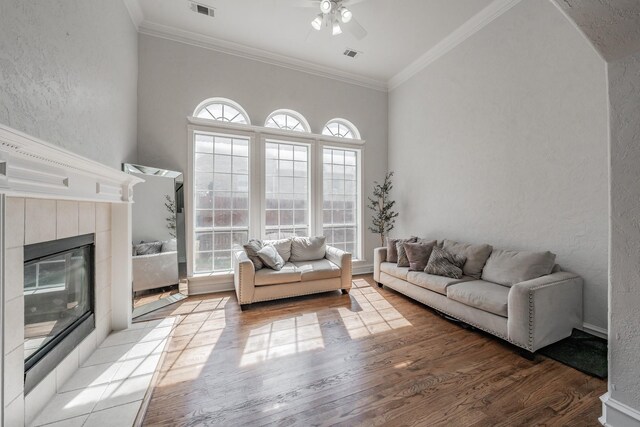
[30, 318, 175, 427]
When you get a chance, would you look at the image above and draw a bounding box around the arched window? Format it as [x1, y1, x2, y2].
[322, 118, 360, 140]
[194, 98, 250, 124]
[265, 109, 311, 133]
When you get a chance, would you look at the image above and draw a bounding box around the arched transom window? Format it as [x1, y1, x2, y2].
[265, 109, 310, 133]
[194, 98, 250, 124]
[322, 118, 360, 139]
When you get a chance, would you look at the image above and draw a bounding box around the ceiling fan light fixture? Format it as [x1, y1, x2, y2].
[332, 18, 342, 35]
[320, 0, 333, 14]
[311, 14, 323, 30]
[339, 6, 352, 23]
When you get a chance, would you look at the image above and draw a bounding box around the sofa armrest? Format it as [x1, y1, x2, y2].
[232, 249, 255, 305]
[507, 271, 583, 351]
[373, 247, 387, 283]
[325, 245, 352, 290]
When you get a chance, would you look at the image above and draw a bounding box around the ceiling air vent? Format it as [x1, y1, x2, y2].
[343, 48, 362, 59]
[190, 2, 215, 17]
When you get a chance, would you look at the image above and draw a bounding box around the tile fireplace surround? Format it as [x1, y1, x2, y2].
[0, 124, 142, 426]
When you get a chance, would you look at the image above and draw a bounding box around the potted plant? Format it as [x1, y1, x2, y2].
[367, 171, 399, 247]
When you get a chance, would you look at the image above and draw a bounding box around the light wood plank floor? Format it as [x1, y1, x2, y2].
[137, 275, 606, 426]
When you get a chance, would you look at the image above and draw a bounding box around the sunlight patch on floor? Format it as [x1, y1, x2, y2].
[338, 279, 411, 339]
[240, 313, 324, 367]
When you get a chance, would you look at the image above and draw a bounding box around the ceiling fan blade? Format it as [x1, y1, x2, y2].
[343, 16, 367, 40]
[343, 0, 369, 5]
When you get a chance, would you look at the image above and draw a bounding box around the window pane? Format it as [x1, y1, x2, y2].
[322, 148, 360, 258]
[193, 133, 251, 273]
[265, 142, 309, 237]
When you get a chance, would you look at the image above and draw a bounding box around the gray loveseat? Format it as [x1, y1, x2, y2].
[373, 241, 583, 353]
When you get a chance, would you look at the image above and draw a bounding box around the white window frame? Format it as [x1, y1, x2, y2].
[187, 116, 365, 280]
[322, 118, 361, 140]
[193, 97, 251, 124]
[264, 109, 311, 133]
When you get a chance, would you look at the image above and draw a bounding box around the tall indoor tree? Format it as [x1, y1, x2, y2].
[367, 171, 399, 247]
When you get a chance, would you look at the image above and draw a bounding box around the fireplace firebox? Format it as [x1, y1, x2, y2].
[23, 233, 95, 393]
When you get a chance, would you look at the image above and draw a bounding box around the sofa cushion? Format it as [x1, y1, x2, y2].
[293, 259, 341, 281]
[481, 249, 556, 286]
[257, 245, 285, 271]
[243, 239, 264, 270]
[406, 271, 471, 295]
[290, 236, 326, 262]
[254, 262, 301, 286]
[404, 241, 437, 271]
[424, 247, 467, 279]
[442, 240, 493, 279]
[446, 280, 510, 317]
[380, 262, 411, 281]
[386, 237, 417, 263]
[264, 238, 293, 262]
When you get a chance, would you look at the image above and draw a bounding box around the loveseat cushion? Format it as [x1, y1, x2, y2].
[293, 259, 341, 281]
[442, 240, 493, 279]
[264, 238, 293, 262]
[446, 280, 510, 317]
[290, 236, 326, 262]
[254, 262, 301, 286]
[406, 271, 471, 295]
[380, 262, 410, 281]
[481, 249, 556, 286]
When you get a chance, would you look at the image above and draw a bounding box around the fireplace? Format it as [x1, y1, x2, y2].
[23, 233, 95, 393]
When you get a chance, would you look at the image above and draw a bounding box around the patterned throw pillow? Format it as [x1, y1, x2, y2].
[243, 239, 264, 270]
[256, 245, 285, 271]
[403, 241, 437, 271]
[134, 241, 163, 256]
[424, 246, 467, 279]
[386, 237, 417, 263]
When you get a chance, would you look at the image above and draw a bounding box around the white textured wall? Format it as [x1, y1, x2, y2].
[0, 0, 138, 168]
[608, 49, 640, 411]
[388, 0, 609, 328]
[137, 34, 388, 263]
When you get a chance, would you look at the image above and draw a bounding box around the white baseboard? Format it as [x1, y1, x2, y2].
[600, 393, 640, 426]
[353, 264, 373, 275]
[583, 322, 608, 339]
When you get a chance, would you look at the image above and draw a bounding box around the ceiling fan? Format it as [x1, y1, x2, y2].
[292, 0, 368, 40]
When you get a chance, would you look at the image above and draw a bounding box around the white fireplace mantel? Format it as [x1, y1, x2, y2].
[0, 124, 144, 425]
[0, 124, 142, 202]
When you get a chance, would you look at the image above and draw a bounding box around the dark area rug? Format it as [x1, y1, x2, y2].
[539, 329, 607, 378]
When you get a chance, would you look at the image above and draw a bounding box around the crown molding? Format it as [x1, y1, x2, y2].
[138, 20, 389, 92]
[122, 0, 144, 30]
[388, 0, 523, 91]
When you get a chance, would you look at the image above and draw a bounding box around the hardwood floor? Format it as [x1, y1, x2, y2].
[134, 286, 180, 308]
[137, 275, 606, 426]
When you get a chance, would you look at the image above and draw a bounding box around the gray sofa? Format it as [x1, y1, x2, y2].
[373, 244, 583, 352]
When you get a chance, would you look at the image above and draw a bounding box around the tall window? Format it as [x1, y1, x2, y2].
[194, 133, 250, 272]
[265, 141, 309, 239]
[322, 118, 360, 140]
[194, 98, 250, 124]
[323, 147, 359, 256]
[265, 110, 310, 133]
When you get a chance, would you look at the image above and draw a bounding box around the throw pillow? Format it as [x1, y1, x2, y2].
[243, 239, 264, 270]
[386, 236, 417, 263]
[134, 241, 163, 256]
[161, 239, 178, 252]
[424, 246, 467, 279]
[290, 236, 326, 262]
[442, 240, 493, 279]
[264, 238, 292, 262]
[403, 240, 437, 271]
[481, 249, 556, 286]
[257, 245, 285, 271]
